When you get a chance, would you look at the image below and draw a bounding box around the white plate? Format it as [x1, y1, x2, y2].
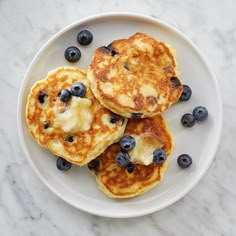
[17, 12, 223, 218]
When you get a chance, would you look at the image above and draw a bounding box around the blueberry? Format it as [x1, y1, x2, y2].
[64, 46, 81, 62]
[119, 135, 136, 151]
[170, 76, 181, 87]
[181, 113, 195, 127]
[71, 82, 86, 97]
[77, 30, 93, 45]
[59, 89, 71, 102]
[110, 115, 125, 125]
[131, 113, 142, 119]
[124, 64, 130, 71]
[115, 151, 130, 167]
[65, 135, 74, 143]
[111, 50, 118, 57]
[56, 157, 72, 171]
[153, 149, 166, 164]
[177, 154, 192, 168]
[179, 85, 192, 101]
[126, 162, 134, 173]
[107, 43, 113, 51]
[43, 121, 50, 129]
[110, 115, 121, 124]
[110, 117, 119, 124]
[100, 46, 111, 54]
[193, 106, 208, 121]
[38, 91, 48, 104]
[100, 44, 118, 57]
[88, 158, 100, 173]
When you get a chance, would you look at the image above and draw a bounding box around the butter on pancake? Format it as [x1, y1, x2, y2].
[87, 32, 183, 118]
[26, 67, 127, 165]
[88, 114, 173, 198]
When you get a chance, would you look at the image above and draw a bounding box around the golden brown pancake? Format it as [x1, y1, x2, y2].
[87, 32, 183, 118]
[26, 67, 127, 165]
[88, 114, 173, 198]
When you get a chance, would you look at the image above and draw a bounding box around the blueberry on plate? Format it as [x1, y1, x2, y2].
[59, 89, 71, 102]
[181, 113, 195, 127]
[64, 46, 81, 62]
[77, 30, 93, 45]
[115, 151, 130, 167]
[177, 154, 192, 168]
[179, 84, 192, 101]
[193, 106, 208, 121]
[153, 148, 166, 164]
[56, 157, 72, 171]
[119, 135, 136, 151]
[71, 82, 86, 97]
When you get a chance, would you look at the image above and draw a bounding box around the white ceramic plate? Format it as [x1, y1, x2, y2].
[17, 13, 223, 218]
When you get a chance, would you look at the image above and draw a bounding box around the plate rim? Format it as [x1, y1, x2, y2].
[17, 12, 223, 218]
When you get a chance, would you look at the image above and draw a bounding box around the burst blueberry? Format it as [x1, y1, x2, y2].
[153, 149, 166, 164]
[59, 89, 71, 102]
[119, 135, 136, 151]
[38, 91, 48, 104]
[126, 162, 134, 173]
[64, 46, 81, 62]
[65, 135, 74, 143]
[71, 82, 86, 97]
[181, 113, 195, 127]
[177, 154, 192, 168]
[56, 157, 72, 171]
[131, 113, 142, 119]
[110, 115, 121, 124]
[43, 121, 50, 129]
[88, 158, 100, 173]
[115, 151, 130, 167]
[124, 64, 130, 71]
[77, 30, 93, 45]
[193, 106, 208, 121]
[170, 76, 181, 86]
[179, 84, 192, 101]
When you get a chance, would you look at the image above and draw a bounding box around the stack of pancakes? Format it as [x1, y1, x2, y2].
[26, 33, 183, 198]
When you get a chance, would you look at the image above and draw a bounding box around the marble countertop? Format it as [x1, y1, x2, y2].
[1, 0, 235, 235]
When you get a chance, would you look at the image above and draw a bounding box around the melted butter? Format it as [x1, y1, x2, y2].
[129, 133, 163, 165]
[54, 96, 93, 133]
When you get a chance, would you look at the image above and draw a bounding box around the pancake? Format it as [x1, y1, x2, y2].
[87, 32, 183, 118]
[88, 114, 173, 198]
[26, 67, 127, 166]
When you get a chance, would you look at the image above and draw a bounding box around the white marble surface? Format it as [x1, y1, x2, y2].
[1, 0, 235, 235]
